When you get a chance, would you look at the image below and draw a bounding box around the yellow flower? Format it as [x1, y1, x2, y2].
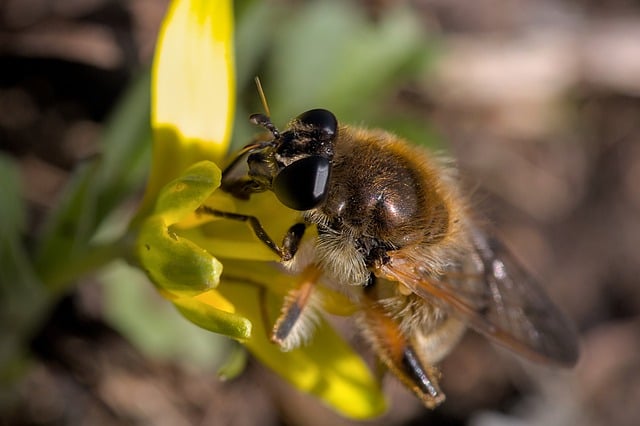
[134, 0, 386, 418]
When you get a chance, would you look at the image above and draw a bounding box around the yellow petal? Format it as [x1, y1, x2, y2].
[192, 288, 236, 313]
[154, 0, 234, 155]
[173, 290, 252, 341]
[141, 0, 235, 216]
[187, 191, 301, 262]
[220, 280, 387, 419]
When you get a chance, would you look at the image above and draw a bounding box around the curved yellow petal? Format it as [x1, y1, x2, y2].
[141, 0, 235, 216]
[220, 280, 387, 419]
[193, 191, 302, 261]
[173, 290, 252, 341]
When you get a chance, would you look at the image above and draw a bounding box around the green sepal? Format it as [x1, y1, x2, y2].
[153, 160, 221, 223]
[137, 215, 222, 296]
[135, 159, 255, 339]
[136, 160, 223, 296]
[173, 293, 252, 341]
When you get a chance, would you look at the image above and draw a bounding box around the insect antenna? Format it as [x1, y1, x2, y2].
[250, 76, 280, 139]
[255, 76, 272, 118]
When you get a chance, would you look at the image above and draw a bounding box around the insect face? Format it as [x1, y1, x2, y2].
[241, 109, 338, 211]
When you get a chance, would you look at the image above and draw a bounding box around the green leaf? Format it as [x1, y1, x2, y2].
[216, 341, 248, 380]
[35, 72, 152, 288]
[34, 161, 100, 279]
[0, 154, 45, 316]
[0, 154, 25, 235]
[101, 261, 233, 368]
[94, 71, 152, 226]
[0, 154, 47, 386]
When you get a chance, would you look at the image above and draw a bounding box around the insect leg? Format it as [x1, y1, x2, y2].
[360, 279, 446, 408]
[218, 142, 271, 199]
[196, 206, 306, 261]
[271, 264, 323, 351]
[221, 141, 273, 181]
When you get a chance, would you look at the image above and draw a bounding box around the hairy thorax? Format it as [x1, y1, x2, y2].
[305, 127, 454, 286]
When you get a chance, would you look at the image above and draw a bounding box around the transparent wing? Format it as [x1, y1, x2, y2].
[378, 228, 579, 366]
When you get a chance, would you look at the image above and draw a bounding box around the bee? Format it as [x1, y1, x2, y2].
[199, 107, 579, 408]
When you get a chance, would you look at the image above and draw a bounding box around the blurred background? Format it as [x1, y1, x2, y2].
[1, 0, 640, 425]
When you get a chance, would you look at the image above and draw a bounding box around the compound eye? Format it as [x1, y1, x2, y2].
[273, 156, 330, 211]
[295, 109, 338, 140]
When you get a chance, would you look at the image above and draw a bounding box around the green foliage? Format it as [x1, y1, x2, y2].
[100, 261, 234, 368]
[232, 0, 440, 150]
[0, 72, 153, 390]
[35, 72, 152, 290]
[0, 154, 46, 390]
[136, 161, 223, 295]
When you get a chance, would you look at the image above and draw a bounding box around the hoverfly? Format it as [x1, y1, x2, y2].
[198, 101, 579, 408]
